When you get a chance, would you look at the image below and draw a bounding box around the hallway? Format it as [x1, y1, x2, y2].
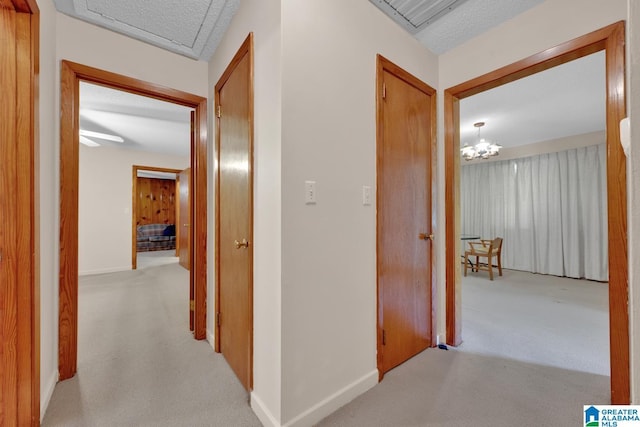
[42, 263, 260, 427]
[42, 264, 610, 426]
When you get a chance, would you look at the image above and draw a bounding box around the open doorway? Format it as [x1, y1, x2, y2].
[458, 50, 609, 381]
[444, 22, 629, 403]
[131, 166, 187, 271]
[77, 81, 192, 275]
[59, 61, 208, 380]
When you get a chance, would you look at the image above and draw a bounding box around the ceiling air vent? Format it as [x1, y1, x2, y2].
[53, 0, 239, 61]
[370, 0, 470, 34]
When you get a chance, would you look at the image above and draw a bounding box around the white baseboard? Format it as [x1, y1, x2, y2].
[40, 370, 58, 421]
[79, 266, 130, 276]
[283, 369, 378, 427]
[206, 329, 216, 352]
[251, 392, 281, 427]
[250, 370, 378, 427]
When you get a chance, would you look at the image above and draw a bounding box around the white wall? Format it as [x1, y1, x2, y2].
[628, 0, 640, 403]
[437, 0, 631, 398]
[78, 145, 188, 275]
[210, 0, 438, 425]
[56, 14, 208, 96]
[280, 1, 437, 424]
[207, 0, 283, 423]
[38, 3, 208, 418]
[38, 0, 59, 419]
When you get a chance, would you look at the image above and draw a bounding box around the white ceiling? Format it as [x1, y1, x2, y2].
[460, 51, 606, 148]
[53, 0, 239, 61]
[79, 82, 192, 157]
[371, 0, 544, 54]
[74, 1, 605, 156]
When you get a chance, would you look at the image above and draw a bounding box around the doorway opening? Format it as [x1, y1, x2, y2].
[444, 21, 629, 403]
[131, 166, 186, 271]
[458, 51, 609, 382]
[59, 61, 208, 381]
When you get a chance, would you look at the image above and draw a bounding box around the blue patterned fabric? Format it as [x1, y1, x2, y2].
[136, 224, 176, 252]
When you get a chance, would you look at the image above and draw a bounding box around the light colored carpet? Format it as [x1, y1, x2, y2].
[459, 269, 609, 376]
[317, 269, 610, 427]
[43, 267, 610, 427]
[136, 249, 180, 269]
[42, 263, 261, 427]
[316, 347, 608, 427]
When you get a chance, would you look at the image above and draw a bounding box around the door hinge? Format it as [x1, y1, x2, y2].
[216, 312, 221, 327]
[382, 82, 386, 99]
[217, 105, 222, 118]
[189, 299, 195, 311]
[382, 329, 386, 345]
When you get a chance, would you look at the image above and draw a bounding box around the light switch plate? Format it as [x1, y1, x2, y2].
[362, 186, 372, 206]
[305, 181, 316, 204]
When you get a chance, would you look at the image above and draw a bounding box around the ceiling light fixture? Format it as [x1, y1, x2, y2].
[460, 122, 502, 161]
[79, 136, 100, 147]
[79, 129, 124, 143]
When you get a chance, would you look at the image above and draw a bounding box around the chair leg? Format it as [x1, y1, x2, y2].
[464, 254, 468, 276]
[474, 256, 479, 272]
[488, 259, 493, 280]
[497, 255, 503, 276]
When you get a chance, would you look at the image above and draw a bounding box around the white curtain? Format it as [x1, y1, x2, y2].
[460, 144, 608, 281]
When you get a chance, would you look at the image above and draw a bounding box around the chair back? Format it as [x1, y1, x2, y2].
[491, 237, 503, 254]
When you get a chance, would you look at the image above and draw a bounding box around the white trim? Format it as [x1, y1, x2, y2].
[251, 392, 281, 427]
[206, 329, 216, 352]
[249, 370, 378, 427]
[40, 370, 58, 421]
[78, 266, 131, 276]
[283, 370, 379, 427]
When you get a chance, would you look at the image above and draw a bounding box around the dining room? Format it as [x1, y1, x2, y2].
[456, 49, 610, 400]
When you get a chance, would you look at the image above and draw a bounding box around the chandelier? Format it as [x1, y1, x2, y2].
[460, 122, 502, 161]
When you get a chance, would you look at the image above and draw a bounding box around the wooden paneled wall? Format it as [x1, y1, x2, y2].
[136, 178, 176, 225]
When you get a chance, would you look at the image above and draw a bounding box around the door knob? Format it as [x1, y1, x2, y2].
[234, 238, 249, 249]
[419, 233, 433, 241]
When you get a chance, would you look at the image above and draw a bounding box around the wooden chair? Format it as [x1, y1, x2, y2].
[464, 237, 503, 280]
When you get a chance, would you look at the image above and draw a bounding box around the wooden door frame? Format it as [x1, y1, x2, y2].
[59, 61, 208, 381]
[0, 1, 40, 424]
[131, 165, 183, 270]
[214, 33, 254, 388]
[376, 55, 438, 378]
[177, 167, 192, 268]
[444, 21, 629, 403]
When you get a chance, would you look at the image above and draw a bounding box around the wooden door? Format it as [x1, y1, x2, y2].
[377, 56, 435, 375]
[177, 167, 193, 330]
[0, 3, 39, 425]
[178, 168, 191, 270]
[215, 34, 253, 391]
